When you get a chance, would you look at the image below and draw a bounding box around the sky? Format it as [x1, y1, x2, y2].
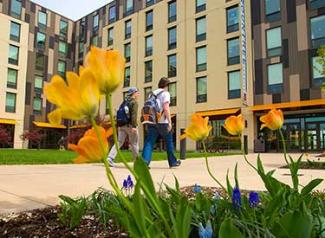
[31, 0, 113, 20]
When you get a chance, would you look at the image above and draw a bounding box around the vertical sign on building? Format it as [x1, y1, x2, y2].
[240, 0, 248, 106]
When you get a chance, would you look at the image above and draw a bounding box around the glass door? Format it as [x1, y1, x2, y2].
[306, 123, 318, 151]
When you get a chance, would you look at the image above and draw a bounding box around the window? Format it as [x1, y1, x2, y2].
[145, 35, 153, 57]
[125, 0, 134, 15]
[125, 20, 132, 39]
[35, 54, 45, 71]
[310, 0, 325, 9]
[124, 67, 130, 87]
[93, 14, 99, 32]
[33, 97, 42, 114]
[38, 11, 47, 27]
[10, 21, 20, 42]
[266, 27, 282, 57]
[311, 15, 325, 49]
[196, 46, 207, 72]
[228, 71, 241, 99]
[168, 54, 177, 78]
[227, 38, 240, 65]
[10, 0, 22, 18]
[109, 5, 116, 23]
[79, 18, 86, 41]
[146, 0, 155, 7]
[58, 61, 66, 77]
[59, 20, 68, 39]
[108, 28, 114, 46]
[144, 87, 152, 101]
[59, 41, 67, 56]
[8, 45, 19, 65]
[145, 60, 153, 82]
[312, 57, 325, 86]
[34, 75, 43, 93]
[5, 92, 16, 113]
[91, 36, 99, 46]
[36, 32, 46, 50]
[168, 27, 177, 50]
[168, 0, 177, 23]
[146, 10, 153, 31]
[124, 43, 131, 62]
[226, 6, 239, 33]
[267, 63, 283, 93]
[196, 0, 206, 13]
[7, 68, 18, 89]
[168, 82, 177, 106]
[196, 76, 207, 103]
[196, 17, 206, 42]
[79, 43, 84, 58]
[265, 0, 280, 22]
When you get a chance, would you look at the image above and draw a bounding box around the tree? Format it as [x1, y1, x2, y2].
[21, 130, 44, 149]
[0, 126, 12, 147]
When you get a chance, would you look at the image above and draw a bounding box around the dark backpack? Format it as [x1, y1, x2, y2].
[116, 100, 131, 127]
[140, 91, 164, 124]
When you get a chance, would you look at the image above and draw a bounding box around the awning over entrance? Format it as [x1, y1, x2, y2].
[70, 124, 88, 129]
[33, 121, 66, 129]
[0, 119, 16, 125]
[196, 108, 240, 117]
[250, 99, 325, 112]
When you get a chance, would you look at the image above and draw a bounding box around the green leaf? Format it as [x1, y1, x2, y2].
[301, 179, 323, 196]
[226, 169, 233, 196]
[134, 158, 156, 198]
[273, 204, 313, 238]
[133, 182, 150, 237]
[219, 219, 245, 238]
[234, 163, 239, 189]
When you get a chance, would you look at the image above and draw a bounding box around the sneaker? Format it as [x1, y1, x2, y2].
[169, 160, 181, 169]
[108, 157, 115, 167]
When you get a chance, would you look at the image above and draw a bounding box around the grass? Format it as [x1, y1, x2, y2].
[0, 149, 237, 165]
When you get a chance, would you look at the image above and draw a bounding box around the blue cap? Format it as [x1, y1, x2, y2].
[127, 87, 138, 96]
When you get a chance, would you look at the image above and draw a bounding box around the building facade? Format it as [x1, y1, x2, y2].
[0, 0, 324, 153]
[251, 0, 325, 152]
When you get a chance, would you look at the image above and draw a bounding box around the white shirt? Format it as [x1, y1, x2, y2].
[153, 89, 170, 124]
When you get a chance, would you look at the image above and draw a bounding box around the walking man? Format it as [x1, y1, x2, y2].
[142, 77, 181, 168]
[108, 87, 140, 167]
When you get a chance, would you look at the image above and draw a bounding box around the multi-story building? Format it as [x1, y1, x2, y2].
[0, 0, 325, 153]
[251, 0, 325, 152]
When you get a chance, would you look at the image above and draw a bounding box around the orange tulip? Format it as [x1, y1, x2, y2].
[84, 46, 125, 94]
[224, 114, 245, 136]
[69, 127, 113, 163]
[44, 68, 100, 125]
[260, 109, 284, 131]
[180, 114, 212, 141]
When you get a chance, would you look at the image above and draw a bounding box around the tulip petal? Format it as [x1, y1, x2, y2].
[48, 109, 62, 125]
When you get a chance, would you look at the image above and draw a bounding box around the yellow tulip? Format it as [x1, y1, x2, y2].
[44, 69, 100, 125]
[260, 109, 284, 131]
[84, 46, 125, 94]
[180, 114, 212, 141]
[69, 127, 113, 163]
[224, 114, 245, 136]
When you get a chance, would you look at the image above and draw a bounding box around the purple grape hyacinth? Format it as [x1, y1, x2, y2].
[232, 187, 242, 210]
[249, 191, 260, 208]
[193, 184, 202, 193]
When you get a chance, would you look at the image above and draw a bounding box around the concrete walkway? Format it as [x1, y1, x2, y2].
[0, 153, 324, 214]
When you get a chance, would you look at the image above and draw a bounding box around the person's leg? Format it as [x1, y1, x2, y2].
[158, 124, 178, 166]
[142, 125, 158, 165]
[108, 127, 127, 160]
[127, 127, 139, 160]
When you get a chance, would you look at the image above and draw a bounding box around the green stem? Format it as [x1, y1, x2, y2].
[279, 129, 289, 165]
[107, 94, 134, 173]
[240, 134, 258, 172]
[202, 141, 227, 192]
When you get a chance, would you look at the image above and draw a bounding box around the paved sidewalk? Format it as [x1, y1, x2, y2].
[0, 153, 324, 214]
